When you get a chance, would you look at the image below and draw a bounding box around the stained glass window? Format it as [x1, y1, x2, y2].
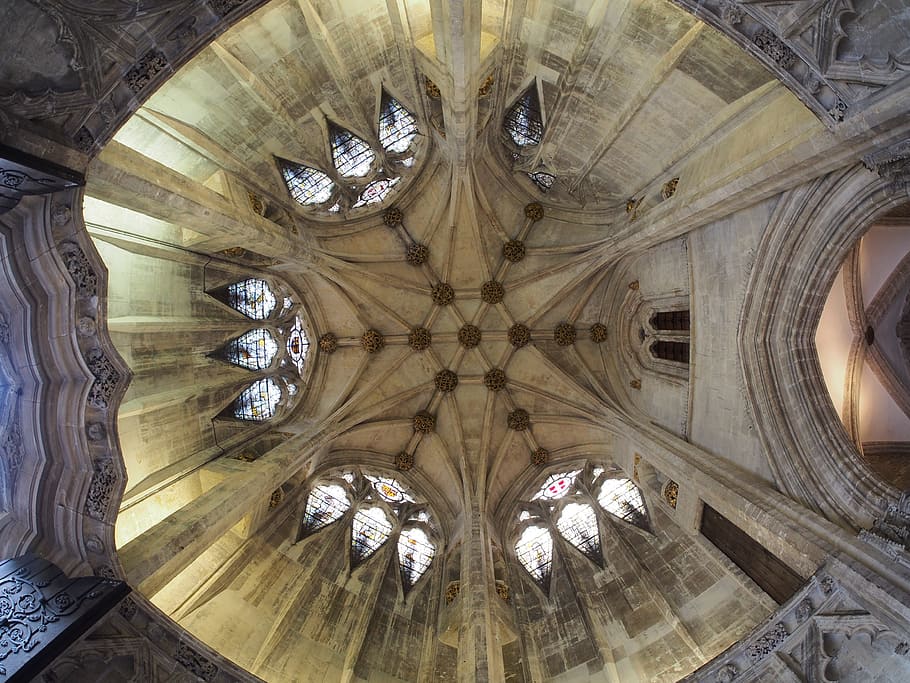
[286, 316, 309, 375]
[379, 93, 418, 153]
[352, 177, 400, 208]
[532, 470, 582, 501]
[232, 377, 282, 421]
[364, 475, 415, 503]
[557, 503, 601, 562]
[527, 171, 555, 193]
[598, 478, 648, 529]
[398, 527, 436, 588]
[226, 278, 277, 320]
[223, 329, 278, 371]
[303, 484, 350, 532]
[592, 467, 605, 480]
[330, 123, 375, 178]
[515, 525, 553, 587]
[519, 511, 531, 522]
[504, 86, 543, 147]
[278, 158, 334, 206]
[352, 506, 393, 563]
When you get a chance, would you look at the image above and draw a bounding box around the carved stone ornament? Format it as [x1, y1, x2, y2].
[502, 239, 526, 262]
[395, 450, 414, 471]
[483, 368, 507, 391]
[508, 408, 530, 431]
[754, 29, 796, 70]
[383, 206, 403, 227]
[715, 663, 737, 683]
[124, 49, 169, 94]
[406, 242, 429, 265]
[248, 191, 265, 215]
[630, 378, 642, 390]
[746, 622, 789, 663]
[477, 74, 495, 98]
[508, 323, 531, 348]
[435, 369, 458, 393]
[361, 329, 385, 353]
[432, 282, 455, 306]
[86, 349, 121, 411]
[458, 324, 481, 349]
[408, 327, 432, 350]
[426, 78, 441, 99]
[626, 197, 641, 217]
[210, 0, 249, 17]
[84, 458, 117, 520]
[590, 322, 608, 343]
[413, 411, 436, 433]
[795, 598, 813, 623]
[628, 280, 639, 291]
[664, 480, 679, 509]
[863, 138, 910, 196]
[233, 451, 257, 463]
[60, 242, 98, 299]
[319, 332, 338, 354]
[554, 322, 577, 346]
[445, 581, 460, 604]
[531, 447, 549, 465]
[495, 581, 510, 602]
[661, 177, 679, 200]
[175, 641, 218, 682]
[269, 489, 283, 509]
[118, 596, 138, 620]
[481, 280, 505, 304]
[524, 202, 544, 221]
[719, 1, 743, 25]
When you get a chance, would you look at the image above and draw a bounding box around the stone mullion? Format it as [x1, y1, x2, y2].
[87, 141, 296, 258]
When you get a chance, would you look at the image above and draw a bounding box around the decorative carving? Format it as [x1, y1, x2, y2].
[175, 642, 218, 682]
[233, 451, 256, 463]
[863, 139, 910, 196]
[554, 322, 576, 346]
[0, 312, 8, 345]
[209, 0, 248, 17]
[508, 408, 530, 431]
[248, 191, 264, 215]
[269, 489, 283, 509]
[495, 581, 510, 602]
[483, 368, 506, 392]
[124, 50, 169, 94]
[531, 447, 549, 465]
[481, 280, 504, 304]
[85, 349, 120, 411]
[661, 177, 679, 200]
[76, 316, 96, 337]
[508, 323, 531, 348]
[73, 127, 95, 154]
[590, 323, 608, 343]
[431, 282, 455, 306]
[425, 78, 441, 99]
[408, 327, 432, 351]
[413, 411, 436, 433]
[524, 202, 544, 221]
[86, 422, 106, 441]
[360, 329, 385, 353]
[746, 622, 789, 663]
[626, 197, 641, 220]
[445, 581, 460, 604]
[118, 596, 137, 620]
[715, 663, 737, 683]
[318, 333, 338, 354]
[84, 535, 104, 554]
[795, 598, 813, 623]
[84, 458, 117, 520]
[383, 206, 403, 227]
[820, 575, 836, 594]
[502, 239, 526, 262]
[52, 204, 72, 226]
[435, 369, 458, 393]
[478, 75, 494, 98]
[633, 453, 641, 481]
[406, 243, 429, 265]
[458, 324, 481, 349]
[719, 1, 743, 25]
[59, 242, 98, 299]
[664, 480, 679, 509]
[628, 280, 639, 291]
[630, 378, 641, 390]
[754, 29, 796, 70]
[395, 451, 414, 471]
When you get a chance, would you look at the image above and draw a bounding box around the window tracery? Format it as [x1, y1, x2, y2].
[299, 469, 439, 592]
[504, 85, 543, 147]
[221, 328, 278, 371]
[512, 464, 650, 591]
[276, 92, 419, 215]
[231, 377, 281, 421]
[527, 170, 555, 193]
[226, 278, 277, 320]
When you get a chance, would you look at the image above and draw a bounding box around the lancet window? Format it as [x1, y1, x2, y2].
[504, 85, 544, 147]
[209, 277, 311, 422]
[299, 468, 439, 593]
[513, 463, 650, 591]
[276, 90, 419, 215]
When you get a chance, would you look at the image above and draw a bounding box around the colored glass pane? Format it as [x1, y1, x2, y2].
[504, 87, 543, 147]
[331, 124, 375, 177]
[379, 93, 418, 153]
[278, 158, 334, 205]
[232, 378, 282, 421]
[556, 503, 601, 561]
[351, 506, 393, 563]
[515, 525, 553, 586]
[303, 484, 350, 532]
[398, 527, 435, 588]
[598, 478, 648, 529]
[531, 470, 581, 501]
[286, 316, 309, 375]
[224, 328, 278, 371]
[226, 278, 277, 320]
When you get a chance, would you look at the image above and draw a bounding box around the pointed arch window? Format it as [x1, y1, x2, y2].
[286, 316, 309, 375]
[379, 92, 418, 153]
[226, 278, 277, 320]
[515, 525, 553, 588]
[556, 503, 601, 562]
[278, 158, 335, 206]
[504, 86, 544, 147]
[351, 506, 393, 564]
[222, 329, 278, 371]
[532, 470, 582, 501]
[650, 340, 689, 364]
[598, 478, 648, 529]
[330, 123, 375, 178]
[303, 484, 351, 532]
[650, 310, 690, 332]
[398, 527, 436, 589]
[352, 177, 400, 208]
[527, 170, 555, 193]
[232, 377, 282, 421]
[365, 475, 416, 503]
